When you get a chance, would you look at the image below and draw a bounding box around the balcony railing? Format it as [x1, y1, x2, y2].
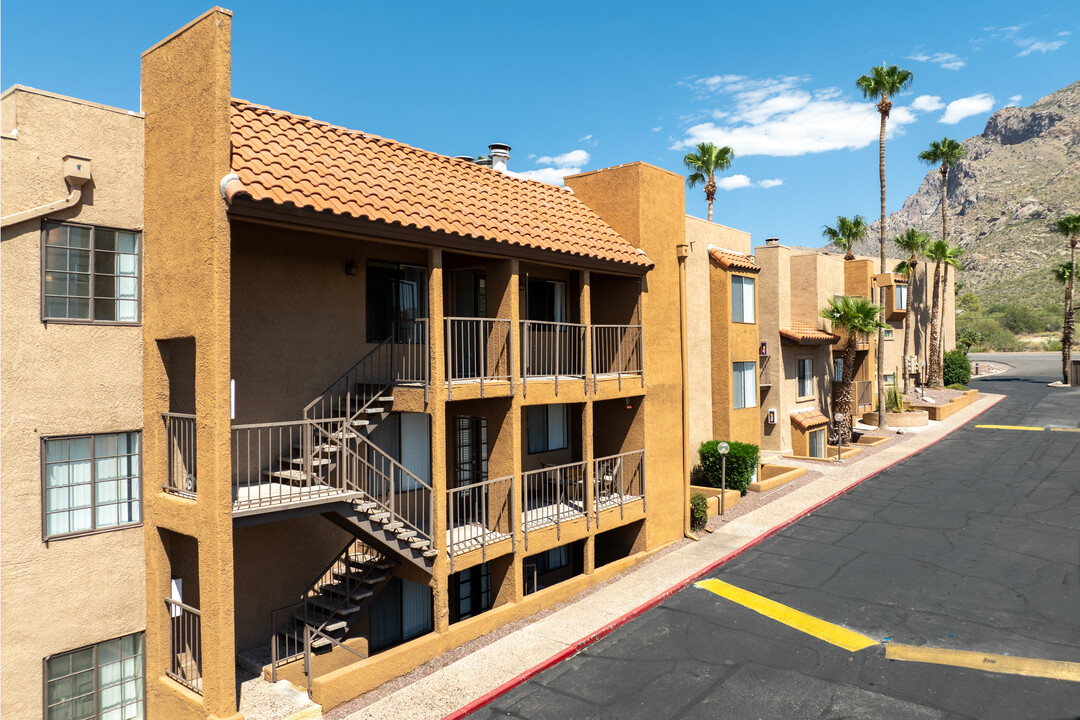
[447, 475, 515, 573]
[522, 460, 588, 548]
[591, 324, 643, 392]
[445, 317, 513, 399]
[162, 412, 197, 497]
[593, 449, 645, 526]
[521, 320, 586, 395]
[164, 598, 202, 694]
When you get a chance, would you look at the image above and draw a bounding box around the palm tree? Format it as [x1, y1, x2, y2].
[683, 142, 734, 222]
[924, 239, 960, 387]
[918, 138, 966, 250]
[820, 296, 888, 442]
[937, 243, 965, 384]
[856, 63, 912, 428]
[1054, 214, 1080, 384]
[822, 215, 868, 260]
[893, 228, 929, 393]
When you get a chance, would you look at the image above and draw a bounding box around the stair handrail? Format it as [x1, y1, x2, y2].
[338, 436, 433, 544]
[303, 333, 396, 422]
[303, 624, 366, 699]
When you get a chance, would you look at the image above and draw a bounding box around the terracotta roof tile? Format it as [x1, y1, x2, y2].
[229, 100, 650, 269]
[791, 408, 830, 430]
[779, 321, 839, 345]
[707, 245, 760, 273]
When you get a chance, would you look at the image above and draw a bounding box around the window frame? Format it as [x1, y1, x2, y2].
[43, 632, 146, 720]
[40, 220, 143, 326]
[895, 283, 908, 311]
[41, 431, 143, 542]
[526, 404, 569, 454]
[365, 261, 429, 342]
[733, 361, 758, 409]
[796, 356, 814, 400]
[808, 428, 826, 458]
[731, 275, 756, 324]
[833, 357, 844, 383]
[884, 328, 894, 340]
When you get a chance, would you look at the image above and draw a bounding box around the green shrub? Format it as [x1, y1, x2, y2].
[885, 367, 904, 412]
[698, 440, 759, 493]
[690, 492, 708, 531]
[956, 316, 1022, 352]
[999, 305, 1042, 334]
[1047, 338, 1063, 351]
[946, 383, 969, 391]
[943, 349, 972, 387]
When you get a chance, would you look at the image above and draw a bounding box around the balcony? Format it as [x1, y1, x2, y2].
[521, 460, 589, 547]
[445, 317, 513, 399]
[591, 324, 643, 392]
[162, 412, 197, 497]
[520, 320, 587, 395]
[165, 597, 202, 694]
[447, 474, 515, 572]
[593, 449, 645, 525]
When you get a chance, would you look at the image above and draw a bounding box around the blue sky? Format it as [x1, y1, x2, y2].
[3, 2, 1078, 248]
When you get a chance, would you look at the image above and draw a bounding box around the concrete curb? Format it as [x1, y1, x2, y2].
[440, 392, 1007, 720]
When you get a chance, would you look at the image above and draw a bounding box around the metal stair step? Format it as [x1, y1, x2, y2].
[307, 593, 362, 616]
[287, 457, 335, 467]
[348, 554, 394, 571]
[323, 583, 374, 603]
[291, 611, 347, 634]
[265, 469, 316, 484]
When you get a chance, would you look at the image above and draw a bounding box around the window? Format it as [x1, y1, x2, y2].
[884, 373, 895, 386]
[46, 633, 145, 720]
[524, 545, 573, 595]
[369, 578, 434, 652]
[366, 262, 428, 342]
[895, 284, 908, 311]
[451, 563, 491, 623]
[797, 357, 814, 399]
[884, 328, 894, 340]
[808, 429, 826, 458]
[733, 362, 757, 409]
[43, 222, 141, 323]
[731, 276, 755, 323]
[43, 433, 141, 538]
[527, 405, 568, 453]
[526, 278, 566, 322]
[833, 358, 844, 383]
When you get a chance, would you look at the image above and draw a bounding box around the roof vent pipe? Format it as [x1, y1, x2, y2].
[453, 155, 474, 163]
[488, 143, 511, 173]
[765, 237, 779, 245]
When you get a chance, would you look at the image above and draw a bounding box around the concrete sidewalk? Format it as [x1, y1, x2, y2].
[318, 392, 1005, 720]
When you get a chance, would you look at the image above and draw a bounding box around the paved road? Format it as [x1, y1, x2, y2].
[469, 354, 1080, 719]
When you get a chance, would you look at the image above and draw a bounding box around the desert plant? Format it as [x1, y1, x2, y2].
[946, 383, 969, 391]
[820, 295, 888, 439]
[684, 142, 734, 222]
[957, 328, 982, 350]
[885, 368, 905, 412]
[823, 215, 868, 261]
[690, 492, 708, 531]
[698, 440, 759, 494]
[943, 348, 972, 387]
[1052, 213, 1079, 384]
[894, 227, 929, 393]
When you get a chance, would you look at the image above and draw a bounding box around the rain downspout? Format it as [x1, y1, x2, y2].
[1, 156, 92, 230]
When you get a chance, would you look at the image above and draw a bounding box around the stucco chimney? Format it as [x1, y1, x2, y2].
[765, 237, 779, 245]
[488, 143, 511, 173]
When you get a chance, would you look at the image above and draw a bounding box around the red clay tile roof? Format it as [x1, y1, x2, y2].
[228, 100, 651, 269]
[779, 321, 839, 345]
[791, 408, 830, 430]
[707, 245, 760, 273]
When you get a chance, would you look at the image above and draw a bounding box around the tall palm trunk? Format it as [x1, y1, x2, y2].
[1065, 239, 1076, 384]
[938, 264, 951, 386]
[875, 97, 889, 429]
[935, 162, 949, 388]
[839, 338, 859, 442]
[705, 175, 716, 222]
[928, 261, 943, 386]
[902, 259, 917, 394]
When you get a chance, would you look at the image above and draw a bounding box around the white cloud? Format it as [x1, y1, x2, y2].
[651, 126, 662, 132]
[1005, 94, 1023, 107]
[939, 94, 996, 124]
[758, 178, 783, 189]
[1057, 30, 1072, 37]
[579, 134, 592, 142]
[716, 174, 752, 190]
[912, 95, 945, 112]
[511, 167, 583, 185]
[672, 75, 920, 157]
[908, 51, 966, 70]
[1016, 38, 1067, 56]
[535, 149, 590, 168]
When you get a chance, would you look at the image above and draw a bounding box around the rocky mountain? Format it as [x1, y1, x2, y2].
[842, 80, 1080, 311]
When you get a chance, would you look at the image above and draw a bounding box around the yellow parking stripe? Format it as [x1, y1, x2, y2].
[886, 644, 1080, 683]
[974, 424, 1045, 431]
[695, 578, 877, 652]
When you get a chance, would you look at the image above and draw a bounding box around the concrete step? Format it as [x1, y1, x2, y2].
[265, 469, 316, 484]
[369, 512, 391, 522]
[348, 554, 394, 571]
[351, 419, 371, 427]
[395, 529, 417, 541]
[382, 521, 403, 532]
[409, 538, 429, 549]
[291, 611, 347, 634]
[353, 501, 378, 513]
[422, 549, 438, 558]
[287, 457, 335, 467]
[323, 582, 374, 603]
[307, 593, 363, 616]
[363, 407, 386, 414]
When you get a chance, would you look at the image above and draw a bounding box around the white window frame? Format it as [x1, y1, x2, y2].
[733, 362, 758, 409]
[731, 276, 756, 324]
[796, 357, 814, 400]
[808, 428, 826, 458]
[895, 284, 908, 311]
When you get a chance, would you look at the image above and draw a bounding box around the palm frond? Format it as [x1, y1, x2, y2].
[1054, 262, 1074, 284]
[894, 228, 929, 258]
[919, 137, 965, 167]
[819, 295, 887, 338]
[1054, 214, 1080, 239]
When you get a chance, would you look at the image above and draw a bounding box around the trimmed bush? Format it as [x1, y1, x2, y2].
[946, 383, 968, 391]
[943, 349, 971, 387]
[690, 492, 708, 531]
[698, 440, 759, 493]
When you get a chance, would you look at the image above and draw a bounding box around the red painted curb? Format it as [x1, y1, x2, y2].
[442, 395, 1005, 720]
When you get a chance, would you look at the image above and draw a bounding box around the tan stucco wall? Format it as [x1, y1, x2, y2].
[141, 9, 242, 719]
[0, 87, 146, 720]
[683, 223, 714, 450]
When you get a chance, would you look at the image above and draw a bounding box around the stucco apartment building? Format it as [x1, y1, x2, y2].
[755, 239, 955, 458]
[0, 8, 776, 720]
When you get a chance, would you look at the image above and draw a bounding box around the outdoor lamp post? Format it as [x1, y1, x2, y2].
[718, 442, 730, 515]
[834, 413, 846, 463]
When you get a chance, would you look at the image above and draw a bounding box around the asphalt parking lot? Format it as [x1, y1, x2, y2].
[469, 354, 1080, 719]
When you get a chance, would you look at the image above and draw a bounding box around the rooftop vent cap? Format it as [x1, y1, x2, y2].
[488, 143, 511, 173]
[453, 155, 474, 163]
[765, 237, 779, 245]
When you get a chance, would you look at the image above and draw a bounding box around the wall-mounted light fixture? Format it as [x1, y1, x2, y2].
[345, 262, 358, 276]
